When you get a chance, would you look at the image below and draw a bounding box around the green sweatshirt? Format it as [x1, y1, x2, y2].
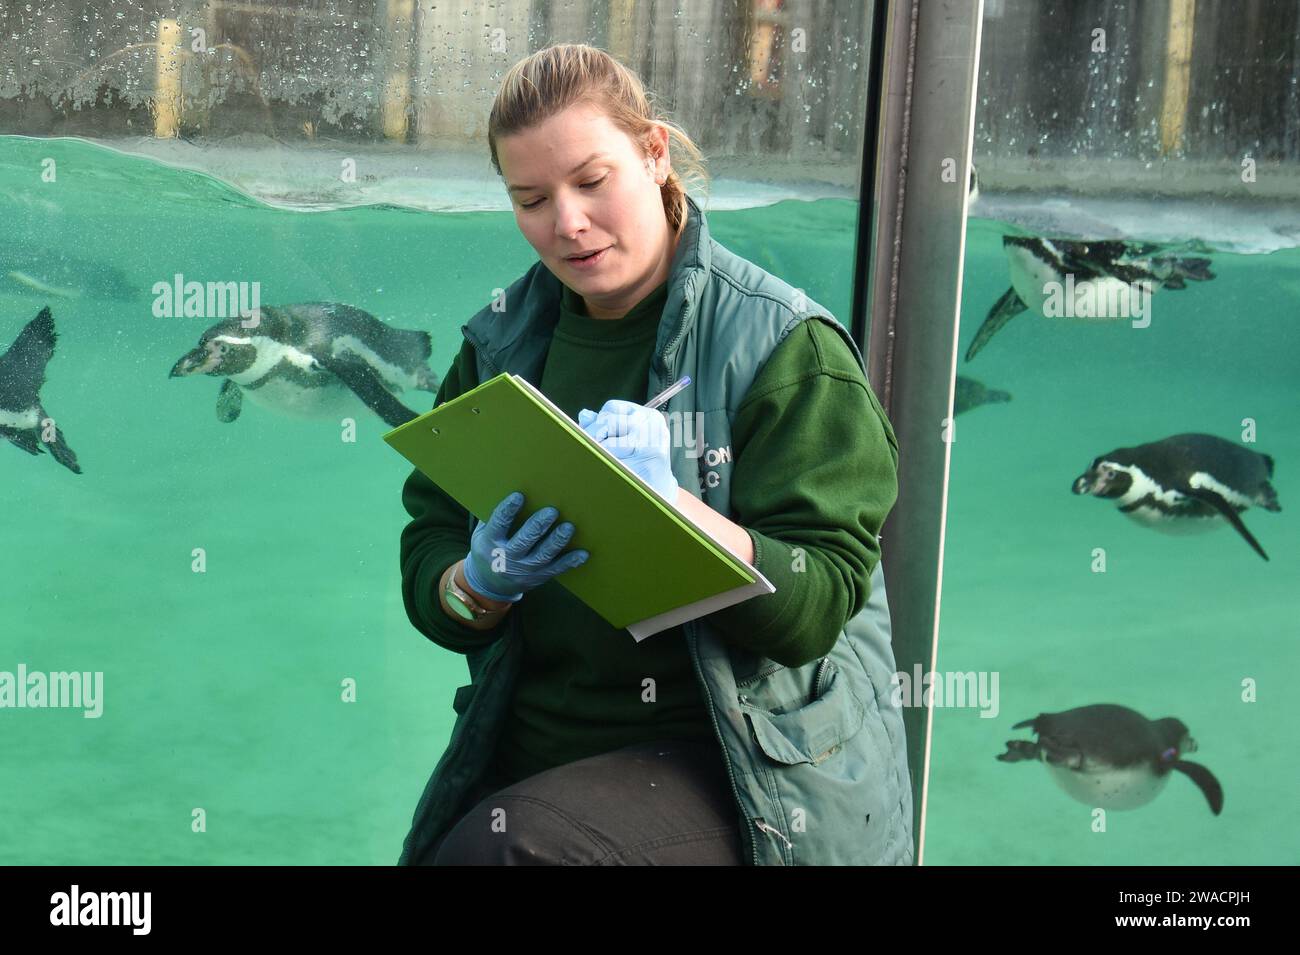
[399, 280, 899, 787]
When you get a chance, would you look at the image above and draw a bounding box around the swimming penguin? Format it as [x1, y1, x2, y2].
[0, 245, 137, 301]
[998, 704, 1223, 815]
[1072, 433, 1280, 561]
[954, 375, 1010, 416]
[169, 302, 437, 427]
[965, 237, 1214, 361]
[0, 306, 82, 473]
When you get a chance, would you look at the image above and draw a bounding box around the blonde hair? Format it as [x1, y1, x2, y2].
[488, 43, 709, 237]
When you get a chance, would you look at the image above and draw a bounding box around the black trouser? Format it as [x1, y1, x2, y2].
[427, 738, 745, 865]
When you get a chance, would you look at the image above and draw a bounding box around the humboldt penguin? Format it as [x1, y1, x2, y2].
[169, 302, 437, 427]
[0, 245, 137, 301]
[998, 704, 1223, 815]
[0, 306, 81, 473]
[954, 375, 1011, 416]
[1072, 433, 1280, 560]
[965, 237, 1214, 361]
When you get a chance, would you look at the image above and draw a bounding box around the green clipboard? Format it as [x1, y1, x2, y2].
[383, 373, 773, 640]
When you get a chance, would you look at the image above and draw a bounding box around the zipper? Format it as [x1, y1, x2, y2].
[687, 620, 761, 866]
[462, 327, 502, 378]
[812, 656, 833, 699]
[735, 661, 785, 689]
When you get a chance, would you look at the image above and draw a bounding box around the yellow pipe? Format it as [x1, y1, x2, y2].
[607, 0, 637, 63]
[382, 0, 415, 141]
[1159, 0, 1196, 157]
[155, 18, 183, 138]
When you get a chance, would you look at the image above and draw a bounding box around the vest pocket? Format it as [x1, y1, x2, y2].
[740, 662, 866, 765]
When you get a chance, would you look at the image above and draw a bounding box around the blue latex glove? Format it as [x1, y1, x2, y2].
[463, 491, 589, 602]
[578, 399, 679, 501]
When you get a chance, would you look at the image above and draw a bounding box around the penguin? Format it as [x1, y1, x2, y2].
[997, 704, 1223, 815]
[953, 375, 1010, 416]
[965, 237, 1214, 361]
[1072, 433, 1280, 561]
[169, 302, 438, 428]
[0, 306, 82, 473]
[0, 245, 137, 301]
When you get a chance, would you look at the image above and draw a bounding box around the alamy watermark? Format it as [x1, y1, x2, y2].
[0, 664, 103, 718]
[50, 885, 150, 935]
[1041, 274, 1152, 328]
[586, 408, 707, 458]
[890, 666, 1000, 719]
[152, 272, 261, 322]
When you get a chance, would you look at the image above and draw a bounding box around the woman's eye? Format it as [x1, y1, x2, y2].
[520, 176, 607, 210]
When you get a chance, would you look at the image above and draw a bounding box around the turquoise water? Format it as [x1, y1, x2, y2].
[0, 137, 858, 864]
[3, 136, 1294, 865]
[924, 218, 1299, 864]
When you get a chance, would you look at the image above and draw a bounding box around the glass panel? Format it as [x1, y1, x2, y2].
[925, 0, 1299, 864]
[0, 0, 878, 863]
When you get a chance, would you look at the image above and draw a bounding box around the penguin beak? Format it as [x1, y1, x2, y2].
[170, 348, 212, 377]
[1071, 473, 1093, 495]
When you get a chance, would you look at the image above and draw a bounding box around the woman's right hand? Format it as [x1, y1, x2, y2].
[462, 491, 589, 602]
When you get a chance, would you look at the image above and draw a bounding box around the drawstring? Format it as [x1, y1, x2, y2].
[755, 817, 793, 850]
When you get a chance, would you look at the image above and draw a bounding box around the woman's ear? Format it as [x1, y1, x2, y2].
[643, 125, 670, 174]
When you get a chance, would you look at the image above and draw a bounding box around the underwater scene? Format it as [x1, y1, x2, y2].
[0, 135, 860, 864]
[924, 214, 1298, 864]
[2, 134, 1294, 865]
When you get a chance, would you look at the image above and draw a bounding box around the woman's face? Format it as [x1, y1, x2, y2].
[497, 102, 677, 320]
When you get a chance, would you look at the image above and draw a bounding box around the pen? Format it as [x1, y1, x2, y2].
[644, 375, 691, 410]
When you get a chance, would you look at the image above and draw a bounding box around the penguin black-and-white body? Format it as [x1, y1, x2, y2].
[1072, 433, 1280, 560]
[965, 237, 1214, 361]
[1, 245, 137, 301]
[169, 302, 437, 427]
[954, 375, 1011, 416]
[997, 704, 1223, 815]
[0, 306, 81, 473]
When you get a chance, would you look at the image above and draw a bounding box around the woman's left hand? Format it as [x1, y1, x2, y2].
[578, 399, 679, 501]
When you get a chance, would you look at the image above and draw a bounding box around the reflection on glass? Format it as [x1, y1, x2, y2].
[924, 0, 1298, 864]
[0, 0, 878, 864]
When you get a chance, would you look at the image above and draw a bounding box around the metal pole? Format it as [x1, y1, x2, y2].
[857, 0, 984, 863]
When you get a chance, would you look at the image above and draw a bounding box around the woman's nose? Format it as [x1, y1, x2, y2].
[552, 194, 589, 238]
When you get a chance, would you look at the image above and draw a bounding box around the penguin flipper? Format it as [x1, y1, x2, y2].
[40, 412, 82, 474]
[1171, 759, 1224, 815]
[217, 380, 243, 423]
[996, 739, 1040, 762]
[965, 287, 1026, 362]
[1034, 735, 1085, 770]
[325, 360, 419, 427]
[1184, 487, 1269, 561]
[47, 436, 82, 473]
[0, 306, 56, 396]
[1, 426, 42, 456]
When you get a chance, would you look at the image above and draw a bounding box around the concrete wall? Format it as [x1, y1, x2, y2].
[975, 0, 1300, 195]
[0, 0, 875, 188]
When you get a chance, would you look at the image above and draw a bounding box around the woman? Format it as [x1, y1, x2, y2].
[398, 43, 912, 865]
